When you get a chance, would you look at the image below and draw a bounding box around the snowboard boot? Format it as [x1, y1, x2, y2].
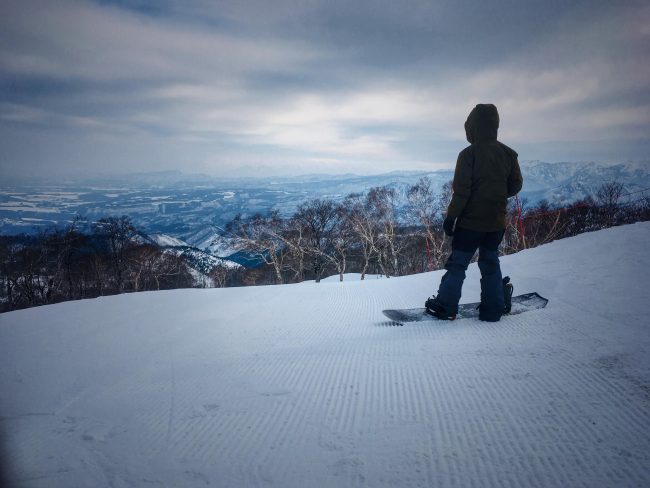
[424, 296, 457, 320]
[503, 276, 513, 314]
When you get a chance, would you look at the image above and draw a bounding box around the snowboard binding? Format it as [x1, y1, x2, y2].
[424, 297, 457, 320]
[503, 276, 513, 314]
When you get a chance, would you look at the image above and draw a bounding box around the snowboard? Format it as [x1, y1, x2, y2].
[382, 292, 548, 323]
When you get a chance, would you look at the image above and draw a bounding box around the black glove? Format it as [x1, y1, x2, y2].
[443, 216, 457, 236]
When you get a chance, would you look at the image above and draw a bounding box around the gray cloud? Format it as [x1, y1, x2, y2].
[1, 0, 648, 179]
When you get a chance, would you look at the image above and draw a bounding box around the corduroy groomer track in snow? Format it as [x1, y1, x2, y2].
[1, 223, 650, 487]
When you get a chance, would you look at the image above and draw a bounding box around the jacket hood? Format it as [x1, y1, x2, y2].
[464, 104, 499, 143]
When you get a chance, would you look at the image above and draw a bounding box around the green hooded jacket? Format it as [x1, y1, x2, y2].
[446, 104, 523, 232]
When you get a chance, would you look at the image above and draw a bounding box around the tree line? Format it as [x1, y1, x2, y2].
[1, 180, 648, 312]
[225, 180, 452, 284]
[0, 216, 195, 312]
[225, 180, 650, 286]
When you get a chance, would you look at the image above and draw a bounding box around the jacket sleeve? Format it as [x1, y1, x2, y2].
[446, 149, 473, 219]
[507, 154, 523, 197]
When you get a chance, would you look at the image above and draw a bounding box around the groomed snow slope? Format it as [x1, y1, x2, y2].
[2, 222, 650, 488]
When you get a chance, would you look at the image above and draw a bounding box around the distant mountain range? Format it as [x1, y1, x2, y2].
[2, 161, 648, 265]
[517, 160, 650, 204]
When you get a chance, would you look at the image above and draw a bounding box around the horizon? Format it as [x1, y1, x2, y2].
[3, 158, 649, 186]
[1, 0, 649, 180]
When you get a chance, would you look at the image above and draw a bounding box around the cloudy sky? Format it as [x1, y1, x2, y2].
[1, 0, 648, 179]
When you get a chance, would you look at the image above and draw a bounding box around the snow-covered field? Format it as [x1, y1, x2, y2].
[1, 223, 650, 487]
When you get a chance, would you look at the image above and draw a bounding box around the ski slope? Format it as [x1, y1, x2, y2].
[1, 222, 650, 487]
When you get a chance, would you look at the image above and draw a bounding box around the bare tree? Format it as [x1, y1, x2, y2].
[128, 244, 160, 291]
[7, 231, 57, 308]
[227, 211, 288, 284]
[153, 252, 191, 290]
[87, 242, 108, 296]
[562, 197, 599, 237]
[49, 216, 87, 300]
[0, 237, 21, 309]
[128, 243, 193, 291]
[407, 177, 437, 239]
[407, 178, 452, 270]
[342, 192, 379, 280]
[366, 186, 404, 277]
[519, 200, 567, 248]
[596, 181, 624, 227]
[93, 216, 136, 292]
[503, 196, 529, 254]
[293, 199, 338, 283]
[210, 262, 231, 288]
[318, 204, 355, 281]
[281, 216, 308, 283]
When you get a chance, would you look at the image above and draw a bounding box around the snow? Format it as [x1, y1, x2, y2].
[148, 233, 189, 247]
[0, 205, 59, 213]
[186, 266, 214, 288]
[316, 273, 383, 282]
[1, 222, 650, 487]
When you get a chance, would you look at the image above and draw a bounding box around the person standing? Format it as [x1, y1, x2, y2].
[426, 104, 523, 322]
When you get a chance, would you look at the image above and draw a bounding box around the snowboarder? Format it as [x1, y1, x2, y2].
[425, 104, 523, 321]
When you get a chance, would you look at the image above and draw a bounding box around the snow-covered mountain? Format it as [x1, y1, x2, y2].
[519, 160, 650, 203]
[149, 233, 241, 286]
[164, 246, 240, 274]
[2, 222, 649, 487]
[148, 233, 189, 247]
[177, 226, 237, 256]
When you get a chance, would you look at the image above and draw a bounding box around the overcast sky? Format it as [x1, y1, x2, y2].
[1, 0, 648, 179]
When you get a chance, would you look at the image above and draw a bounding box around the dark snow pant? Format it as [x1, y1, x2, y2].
[435, 227, 506, 321]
